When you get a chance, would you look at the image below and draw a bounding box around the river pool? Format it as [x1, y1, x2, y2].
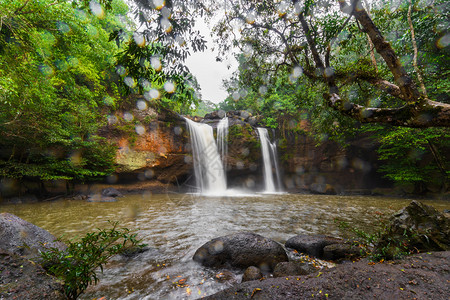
[1, 193, 449, 299]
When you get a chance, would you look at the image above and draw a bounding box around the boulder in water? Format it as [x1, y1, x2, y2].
[285, 234, 343, 259]
[193, 232, 288, 271]
[101, 187, 123, 197]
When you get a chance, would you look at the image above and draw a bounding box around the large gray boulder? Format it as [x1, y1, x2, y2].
[0, 213, 66, 259]
[285, 234, 343, 259]
[193, 232, 288, 272]
[375, 200, 450, 259]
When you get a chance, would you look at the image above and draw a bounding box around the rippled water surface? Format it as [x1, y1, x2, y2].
[1, 193, 449, 299]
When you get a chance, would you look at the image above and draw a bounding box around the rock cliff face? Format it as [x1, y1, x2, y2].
[279, 133, 392, 194]
[101, 103, 191, 188]
[104, 107, 390, 194]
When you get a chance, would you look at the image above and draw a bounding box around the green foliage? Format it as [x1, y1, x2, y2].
[0, 0, 130, 182]
[335, 212, 417, 261]
[40, 222, 146, 300]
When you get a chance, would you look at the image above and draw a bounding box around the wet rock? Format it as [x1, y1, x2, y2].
[0, 213, 66, 260]
[285, 235, 343, 259]
[101, 187, 123, 197]
[242, 266, 263, 282]
[323, 243, 362, 261]
[375, 200, 450, 259]
[86, 195, 117, 202]
[273, 261, 318, 277]
[310, 183, 336, 195]
[0, 250, 65, 299]
[214, 270, 237, 283]
[193, 232, 288, 271]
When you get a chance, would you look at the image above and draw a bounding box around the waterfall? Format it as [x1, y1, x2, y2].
[216, 116, 228, 171]
[185, 118, 227, 194]
[257, 128, 282, 193]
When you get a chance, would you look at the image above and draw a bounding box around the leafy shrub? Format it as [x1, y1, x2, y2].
[335, 212, 417, 261]
[40, 222, 147, 299]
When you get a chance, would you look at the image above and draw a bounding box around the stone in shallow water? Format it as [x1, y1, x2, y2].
[242, 266, 263, 282]
[285, 234, 343, 259]
[193, 232, 288, 271]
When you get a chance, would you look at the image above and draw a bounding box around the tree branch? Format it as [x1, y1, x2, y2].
[408, 2, 428, 98]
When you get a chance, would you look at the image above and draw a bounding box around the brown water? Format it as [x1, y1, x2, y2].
[1, 193, 449, 299]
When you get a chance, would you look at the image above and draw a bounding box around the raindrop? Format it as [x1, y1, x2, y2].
[241, 148, 249, 157]
[137, 173, 146, 181]
[160, 18, 172, 33]
[236, 161, 244, 169]
[145, 89, 160, 100]
[150, 56, 162, 71]
[245, 178, 255, 188]
[137, 100, 147, 110]
[39, 65, 54, 76]
[164, 81, 175, 93]
[116, 65, 126, 76]
[124, 76, 136, 88]
[69, 151, 82, 166]
[232, 91, 240, 101]
[140, 79, 151, 90]
[294, 2, 304, 15]
[246, 11, 256, 24]
[175, 35, 185, 46]
[89, 1, 104, 19]
[161, 7, 171, 19]
[174, 126, 182, 135]
[258, 85, 268, 95]
[145, 169, 154, 179]
[135, 125, 146, 135]
[56, 21, 71, 33]
[239, 89, 248, 97]
[324, 67, 334, 77]
[243, 44, 253, 57]
[152, 0, 165, 9]
[86, 25, 99, 38]
[292, 66, 303, 78]
[133, 32, 146, 47]
[436, 33, 450, 49]
[108, 115, 118, 124]
[54, 60, 68, 71]
[277, 1, 289, 16]
[106, 174, 118, 184]
[184, 155, 192, 164]
[103, 96, 115, 106]
[123, 112, 134, 122]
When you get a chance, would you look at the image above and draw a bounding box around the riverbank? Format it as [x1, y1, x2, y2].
[204, 251, 450, 299]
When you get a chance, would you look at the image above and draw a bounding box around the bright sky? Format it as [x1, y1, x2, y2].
[185, 19, 238, 104]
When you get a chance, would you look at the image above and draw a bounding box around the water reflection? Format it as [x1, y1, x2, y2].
[1, 194, 449, 299]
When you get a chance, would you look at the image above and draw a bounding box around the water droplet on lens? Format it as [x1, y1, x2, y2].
[108, 115, 118, 124]
[135, 125, 145, 135]
[133, 32, 146, 47]
[123, 112, 134, 122]
[137, 100, 147, 110]
[164, 81, 175, 93]
[124, 76, 136, 88]
[89, 1, 104, 18]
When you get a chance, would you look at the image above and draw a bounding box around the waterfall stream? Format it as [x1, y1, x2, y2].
[257, 127, 282, 193]
[216, 116, 228, 172]
[185, 118, 227, 194]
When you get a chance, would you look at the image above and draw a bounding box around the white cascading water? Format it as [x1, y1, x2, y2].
[185, 118, 227, 194]
[257, 127, 282, 193]
[216, 116, 229, 171]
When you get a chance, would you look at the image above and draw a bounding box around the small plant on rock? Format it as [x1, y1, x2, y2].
[40, 221, 147, 299]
